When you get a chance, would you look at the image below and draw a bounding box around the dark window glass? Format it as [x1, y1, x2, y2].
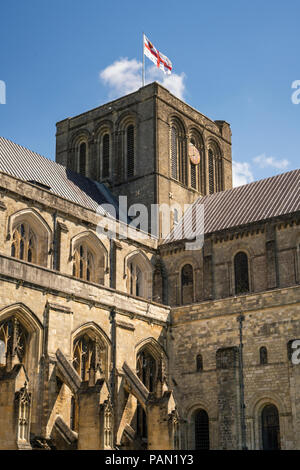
[181, 264, 193, 286]
[20, 239, 24, 260]
[79, 142, 87, 176]
[260, 346, 268, 365]
[196, 354, 203, 371]
[191, 163, 197, 189]
[195, 410, 209, 450]
[102, 134, 110, 178]
[262, 405, 280, 450]
[127, 125, 134, 178]
[208, 149, 214, 194]
[137, 350, 156, 393]
[234, 252, 250, 294]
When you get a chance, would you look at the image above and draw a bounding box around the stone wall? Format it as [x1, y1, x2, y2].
[170, 285, 300, 449]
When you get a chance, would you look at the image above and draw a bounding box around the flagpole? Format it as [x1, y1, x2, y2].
[142, 32, 145, 87]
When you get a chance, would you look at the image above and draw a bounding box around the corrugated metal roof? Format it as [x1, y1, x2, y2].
[164, 168, 300, 244]
[0, 137, 120, 218]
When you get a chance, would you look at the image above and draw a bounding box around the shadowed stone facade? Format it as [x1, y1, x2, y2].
[0, 83, 299, 450]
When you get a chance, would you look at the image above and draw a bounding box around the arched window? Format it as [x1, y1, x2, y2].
[79, 142, 87, 176]
[170, 119, 186, 184]
[73, 244, 95, 282]
[196, 354, 203, 372]
[127, 252, 153, 300]
[72, 330, 106, 433]
[127, 124, 135, 178]
[0, 317, 28, 367]
[171, 126, 178, 180]
[102, 133, 110, 179]
[234, 252, 250, 294]
[73, 334, 98, 381]
[137, 349, 157, 393]
[195, 409, 209, 450]
[11, 223, 36, 263]
[208, 143, 223, 194]
[181, 264, 194, 305]
[261, 404, 280, 450]
[260, 346, 268, 365]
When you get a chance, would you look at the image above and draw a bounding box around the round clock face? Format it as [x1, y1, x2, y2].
[189, 142, 200, 165]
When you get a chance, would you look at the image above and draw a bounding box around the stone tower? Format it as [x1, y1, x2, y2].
[55, 82, 232, 237]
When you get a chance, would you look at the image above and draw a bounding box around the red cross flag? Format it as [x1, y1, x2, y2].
[143, 35, 172, 75]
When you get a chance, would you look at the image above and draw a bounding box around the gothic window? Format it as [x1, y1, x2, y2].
[181, 264, 194, 305]
[127, 256, 151, 300]
[0, 317, 28, 367]
[137, 349, 157, 393]
[73, 334, 99, 381]
[195, 409, 209, 450]
[260, 346, 268, 365]
[196, 354, 203, 372]
[261, 404, 280, 450]
[234, 252, 250, 294]
[11, 223, 36, 263]
[79, 142, 87, 176]
[127, 124, 135, 178]
[73, 244, 95, 282]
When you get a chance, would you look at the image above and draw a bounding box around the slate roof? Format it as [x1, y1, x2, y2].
[0, 137, 120, 218]
[164, 168, 300, 244]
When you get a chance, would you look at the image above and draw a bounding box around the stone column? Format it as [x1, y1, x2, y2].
[147, 392, 176, 450]
[77, 380, 111, 450]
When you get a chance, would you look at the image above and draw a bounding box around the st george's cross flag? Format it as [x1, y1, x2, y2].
[143, 35, 172, 75]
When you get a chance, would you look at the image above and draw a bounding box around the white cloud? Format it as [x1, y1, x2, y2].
[99, 57, 186, 100]
[232, 161, 254, 187]
[253, 153, 289, 170]
[146, 66, 186, 100]
[99, 58, 142, 98]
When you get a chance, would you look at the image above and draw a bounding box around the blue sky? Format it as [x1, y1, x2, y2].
[0, 0, 299, 186]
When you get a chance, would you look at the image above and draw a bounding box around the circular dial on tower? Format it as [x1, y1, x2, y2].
[189, 142, 200, 165]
